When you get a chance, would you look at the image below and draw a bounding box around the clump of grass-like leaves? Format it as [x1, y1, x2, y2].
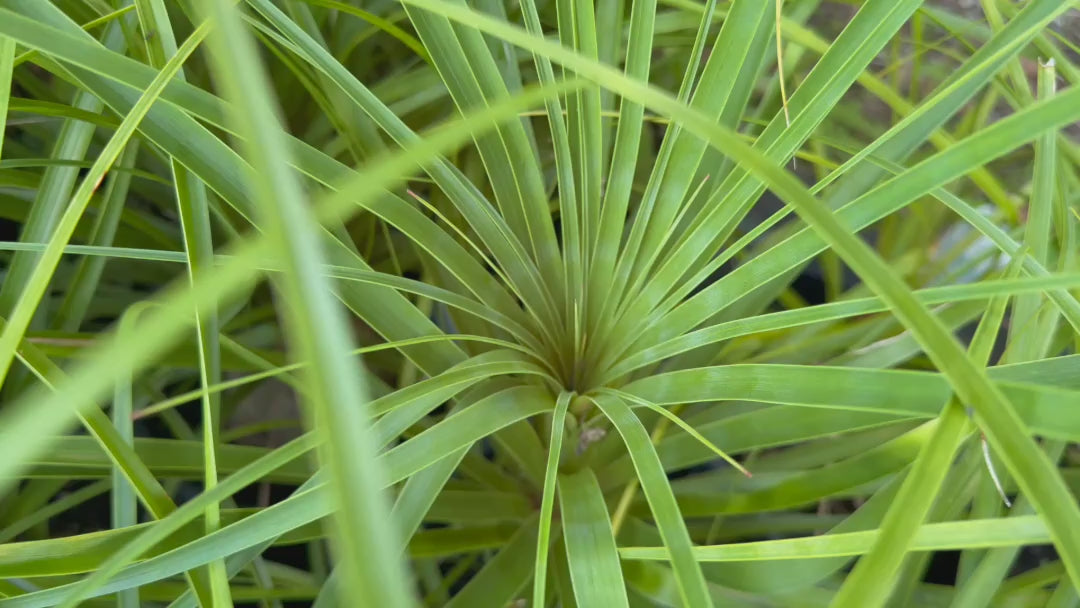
[0, 0, 1079, 606]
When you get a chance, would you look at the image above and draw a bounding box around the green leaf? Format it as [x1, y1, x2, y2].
[620, 516, 1052, 562]
[622, 364, 1080, 442]
[0, 35, 14, 161]
[188, 2, 411, 606]
[559, 468, 631, 607]
[533, 391, 572, 608]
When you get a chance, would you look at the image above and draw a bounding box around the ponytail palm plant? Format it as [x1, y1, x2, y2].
[0, 0, 1079, 605]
